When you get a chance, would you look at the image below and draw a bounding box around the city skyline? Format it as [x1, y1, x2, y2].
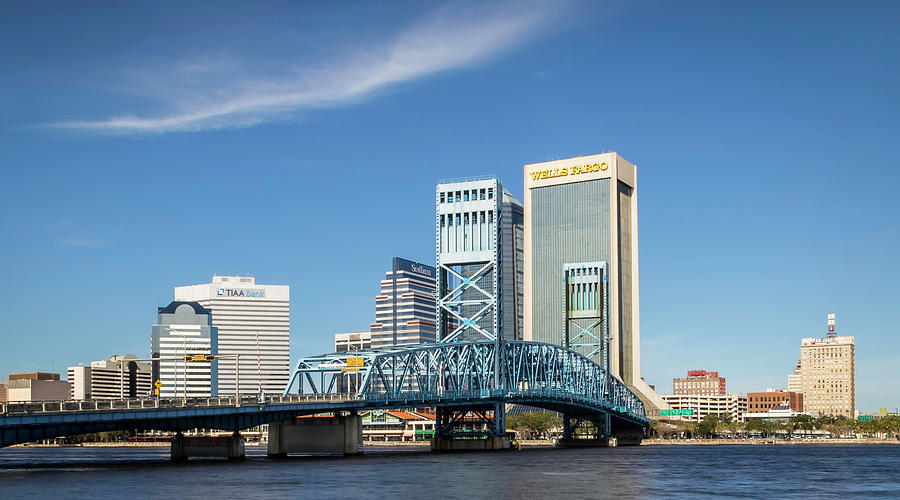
[1, 1, 898, 411]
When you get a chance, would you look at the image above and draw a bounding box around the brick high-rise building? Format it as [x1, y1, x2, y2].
[673, 370, 726, 396]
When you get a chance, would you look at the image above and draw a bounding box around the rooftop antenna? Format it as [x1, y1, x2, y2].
[826, 313, 836, 337]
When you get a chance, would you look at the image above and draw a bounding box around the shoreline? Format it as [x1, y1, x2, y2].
[12, 438, 900, 448]
[642, 438, 900, 445]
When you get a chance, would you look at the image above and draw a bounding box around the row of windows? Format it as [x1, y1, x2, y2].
[440, 188, 494, 203]
[439, 212, 496, 253]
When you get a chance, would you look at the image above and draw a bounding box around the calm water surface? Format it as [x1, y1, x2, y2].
[1, 444, 898, 499]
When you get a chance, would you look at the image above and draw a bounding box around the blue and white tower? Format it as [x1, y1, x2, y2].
[434, 177, 523, 442]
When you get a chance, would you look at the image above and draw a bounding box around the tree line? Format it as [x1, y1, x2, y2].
[653, 414, 900, 439]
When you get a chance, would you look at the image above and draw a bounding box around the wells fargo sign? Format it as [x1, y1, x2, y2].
[529, 161, 608, 181]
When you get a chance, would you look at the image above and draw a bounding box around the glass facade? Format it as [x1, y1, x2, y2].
[530, 178, 611, 360]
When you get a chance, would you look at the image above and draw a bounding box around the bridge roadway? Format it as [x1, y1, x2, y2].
[1, 391, 647, 448]
[1, 340, 650, 448]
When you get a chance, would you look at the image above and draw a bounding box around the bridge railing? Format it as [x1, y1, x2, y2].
[0, 393, 366, 416]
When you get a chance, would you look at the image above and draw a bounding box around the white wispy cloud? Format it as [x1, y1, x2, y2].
[50, 2, 567, 134]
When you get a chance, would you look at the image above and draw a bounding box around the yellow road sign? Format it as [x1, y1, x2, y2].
[346, 357, 364, 367]
[154, 380, 163, 388]
[154, 388, 160, 396]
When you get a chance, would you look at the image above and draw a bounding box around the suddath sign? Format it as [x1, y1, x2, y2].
[529, 161, 608, 181]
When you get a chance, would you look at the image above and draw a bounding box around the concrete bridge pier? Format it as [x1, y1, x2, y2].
[267, 413, 362, 457]
[170, 432, 245, 461]
[555, 413, 644, 447]
[430, 404, 511, 451]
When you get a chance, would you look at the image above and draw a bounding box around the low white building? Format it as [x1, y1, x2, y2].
[68, 354, 152, 400]
[661, 393, 747, 423]
[4, 373, 69, 402]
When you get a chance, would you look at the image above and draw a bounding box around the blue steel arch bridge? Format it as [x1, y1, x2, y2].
[286, 340, 647, 445]
[1, 340, 648, 449]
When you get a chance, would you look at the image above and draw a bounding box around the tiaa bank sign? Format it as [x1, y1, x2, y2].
[217, 288, 266, 298]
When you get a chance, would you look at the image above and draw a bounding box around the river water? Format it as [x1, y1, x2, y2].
[1, 444, 898, 499]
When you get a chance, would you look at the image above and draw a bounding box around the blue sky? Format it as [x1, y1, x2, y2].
[1, 1, 898, 411]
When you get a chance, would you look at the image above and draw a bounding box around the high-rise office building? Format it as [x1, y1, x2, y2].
[370, 258, 436, 348]
[523, 153, 665, 411]
[174, 275, 290, 395]
[151, 301, 218, 397]
[673, 370, 726, 396]
[68, 355, 152, 400]
[799, 314, 854, 418]
[435, 179, 524, 342]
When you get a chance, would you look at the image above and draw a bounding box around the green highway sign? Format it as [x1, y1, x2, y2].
[858, 415, 874, 421]
[660, 409, 695, 416]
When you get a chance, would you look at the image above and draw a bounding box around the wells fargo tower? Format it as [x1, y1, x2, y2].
[523, 153, 665, 411]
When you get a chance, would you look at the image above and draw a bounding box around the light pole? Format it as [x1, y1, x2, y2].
[119, 358, 124, 399]
[182, 335, 187, 401]
[256, 330, 262, 395]
[235, 354, 240, 402]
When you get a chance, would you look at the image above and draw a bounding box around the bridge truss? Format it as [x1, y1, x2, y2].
[284, 340, 648, 437]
